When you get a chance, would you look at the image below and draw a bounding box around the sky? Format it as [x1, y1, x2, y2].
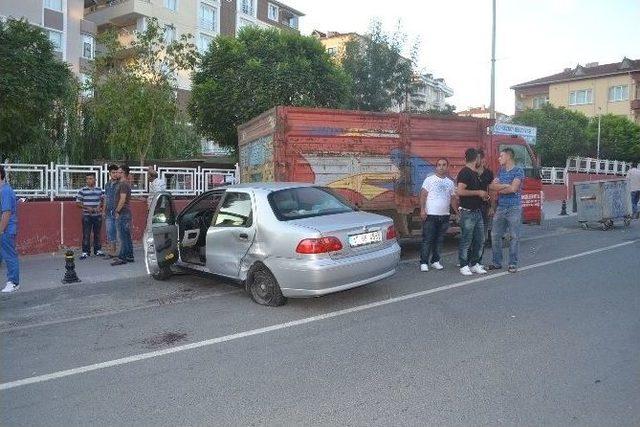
[285, 0, 640, 115]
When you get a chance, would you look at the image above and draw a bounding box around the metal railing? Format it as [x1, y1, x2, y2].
[540, 167, 566, 185]
[2, 163, 237, 200]
[565, 156, 632, 175]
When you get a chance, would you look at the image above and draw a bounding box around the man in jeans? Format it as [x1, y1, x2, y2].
[489, 147, 524, 273]
[456, 148, 489, 276]
[111, 165, 134, 266]
[419, 158, 457, 272]
[76, 173, 105, 259]
[103, 164, 119, 259]
[0, 165, 20, 293]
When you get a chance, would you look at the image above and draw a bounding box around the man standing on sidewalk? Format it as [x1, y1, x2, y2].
[627, 162, 640, 219]
[0, 165, 20, 293]
[456, 148, 489, 276]
[104, 164, 119, 259]
[112, 165, 134, 266]
[419, 158, 457, 272]
[488, 147, 524, 273]
[147, 170, 166, 207]
[476, 149, 494, 255]
[76, 173, 105, 260]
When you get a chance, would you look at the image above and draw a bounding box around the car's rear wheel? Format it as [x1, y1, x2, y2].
[247, 265, 286, 307]
[152, 266, 172, 281]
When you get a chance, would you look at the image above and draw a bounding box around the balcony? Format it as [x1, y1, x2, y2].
[631, 99, 640, 110]
[84, 0, 152, 28]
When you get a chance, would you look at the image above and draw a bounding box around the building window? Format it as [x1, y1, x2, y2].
[532, 95, 548, 109]
[240, 0, 255, 16]
[327, 47, 336, 56]
[608, 85, 629, 102]
[268, 3, 279, 21]
[47, 30, 63, 52]
[200, 2, 218, 33]
[80, 73, 93, 98]
[82, 33, 94, 59]
[288, 15, 298, 29]
[199, 33, 214, 53]
[163, 25, 176, 44]
[136, 17, 147, 32]
[164, 0, 177, 12]
[237, 17, 254, 33]
[44, 0, 63, 12]
[569, 89, 593, 105]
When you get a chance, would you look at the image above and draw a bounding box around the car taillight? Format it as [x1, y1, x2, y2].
[386, 225, 396, 240]
[296, 237, 343, 254]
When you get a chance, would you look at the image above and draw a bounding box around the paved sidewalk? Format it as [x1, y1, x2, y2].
[543, 200, 576, 220]
[2, 248, 147, 293]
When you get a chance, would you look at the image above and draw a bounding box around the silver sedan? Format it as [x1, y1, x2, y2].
[144, 183, 400, 306]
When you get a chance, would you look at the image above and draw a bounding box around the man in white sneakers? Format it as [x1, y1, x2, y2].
[419, 158, 457, 272]
[0, 165, 20, 293]
[456, 148, 489, 276]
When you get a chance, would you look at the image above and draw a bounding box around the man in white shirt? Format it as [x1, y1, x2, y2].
[627, 162, 640, 219]
[147, 170, 166, 207]
[419, 158, 458, 271]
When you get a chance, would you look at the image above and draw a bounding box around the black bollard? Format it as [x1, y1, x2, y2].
[560, 200, 568, 216]
[61, 250, 81, 284]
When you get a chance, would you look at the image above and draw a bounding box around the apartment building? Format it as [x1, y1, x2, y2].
[408, 73, 454, 112]
[511, 57, 640, 124]
[0, 0, 97, 80]
[83, 0, 304, 93]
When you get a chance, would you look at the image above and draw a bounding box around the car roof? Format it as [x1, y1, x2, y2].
[219, 182, 316, 192]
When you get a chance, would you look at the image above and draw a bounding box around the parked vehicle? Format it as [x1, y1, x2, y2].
[237, 107, 542, 236]
[144, 183, 401, 306]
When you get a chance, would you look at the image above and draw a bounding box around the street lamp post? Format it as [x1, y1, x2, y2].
[597, 107, 601, 159]
[490, 0, 496, 120]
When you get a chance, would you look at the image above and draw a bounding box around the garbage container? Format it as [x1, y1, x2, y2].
[573, 179, 632, 230]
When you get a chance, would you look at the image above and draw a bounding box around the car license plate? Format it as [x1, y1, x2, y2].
[348, 230, 382, 247]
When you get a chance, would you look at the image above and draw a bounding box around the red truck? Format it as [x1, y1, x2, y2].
[238, 106, 542, 237]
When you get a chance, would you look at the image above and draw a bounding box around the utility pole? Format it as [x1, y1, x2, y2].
[597, 108, 602, 159]
[490, 0, 496, 120]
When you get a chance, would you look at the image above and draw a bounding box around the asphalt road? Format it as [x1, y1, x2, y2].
[1, 219, 639, 426]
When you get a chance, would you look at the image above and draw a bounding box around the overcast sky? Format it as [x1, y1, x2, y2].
[285, 0, 640, 115]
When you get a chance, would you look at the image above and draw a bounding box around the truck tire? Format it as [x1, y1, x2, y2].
[152, 266, 172, 281]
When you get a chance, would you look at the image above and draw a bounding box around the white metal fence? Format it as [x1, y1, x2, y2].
[541, 156, 633, 184]
[3, 163, 238, 199]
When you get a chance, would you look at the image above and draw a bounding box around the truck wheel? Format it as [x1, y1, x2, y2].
[152, 266, 172, 281]
[247, 265, 286, 307]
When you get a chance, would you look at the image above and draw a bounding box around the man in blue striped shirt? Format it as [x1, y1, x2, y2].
[76, 174, 105, 259]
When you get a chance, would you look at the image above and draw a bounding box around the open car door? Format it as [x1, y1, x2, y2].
[144, 192, 179, 279]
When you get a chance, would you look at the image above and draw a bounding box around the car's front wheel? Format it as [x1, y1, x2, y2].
[151, 266, 172, 281]
[247, 265, 286, 307]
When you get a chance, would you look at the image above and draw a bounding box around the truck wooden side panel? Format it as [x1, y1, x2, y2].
[238, 106, 542, 231]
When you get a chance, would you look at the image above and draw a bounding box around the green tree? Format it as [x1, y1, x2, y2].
[512, 104, 591, 166]
[190, 27, 350, 149]
[587, 114, 640, 162]
[85, 18, 199, 165]
[0, 18, 79, 163]
[341, 20, 414, 112]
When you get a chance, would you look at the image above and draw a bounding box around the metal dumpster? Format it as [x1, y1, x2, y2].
[573, 179, 632, 230]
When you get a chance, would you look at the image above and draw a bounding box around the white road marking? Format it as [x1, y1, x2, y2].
[1, 240, 636, 391]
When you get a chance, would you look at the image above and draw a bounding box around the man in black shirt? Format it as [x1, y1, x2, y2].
[477, 149, 494, 252]
[456, 148, 489, 276]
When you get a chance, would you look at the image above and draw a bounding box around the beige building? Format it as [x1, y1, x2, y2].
[512, 58, 640, 124]
[0, 0, 97, 81]
[83, 0, 304, 93]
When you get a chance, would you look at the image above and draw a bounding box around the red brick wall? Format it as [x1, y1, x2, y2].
[16, 199, 193, 255]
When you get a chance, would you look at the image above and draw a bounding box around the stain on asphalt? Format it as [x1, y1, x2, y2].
[142, 331, 188, 349]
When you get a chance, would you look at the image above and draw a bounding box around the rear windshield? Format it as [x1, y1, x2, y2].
[268, 187, 355, 221]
